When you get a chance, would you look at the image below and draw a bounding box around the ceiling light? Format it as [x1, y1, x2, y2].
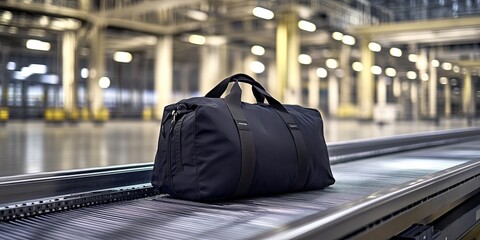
[441, 62, 452, 70]
[1, 11, 12, 22]
[389, 47, 402, 57]
[332, 32, 343, 41]
[439, 77, 448, 85]
[113, 51, 133, 63]
[252, 7, 274, 20]
[298, 54, 312, 65]
[352, 61, 363, 72]
[99, 77, 111, 89]
[316, 68, 328, 78]
[370, 65, 382, 75]
[251, 45, 265, 56]
[39, 16, 49, 26]
[431, 59, 440, 67]
[406, 71, 417, 79]
[188, 34, 206, 45]
[421, 73, 429, 81]
[368, 42, 381, 52]
[29, 64, 47, 74]
[385, 67, 396, 77]
[453, 65, 460, 73]
[342, 35, 355, 45]
[185, 9, 208, 21]
[326, 59, 338, 69]
[250, 61, 265, 74]
[26, 39, 51, 51]
[81, 68, 89, 79]
[40, 74, 59, 84]
[408, 54, 418, 62]
[298, 20, 316, 32]
[6, 61, 16, 70]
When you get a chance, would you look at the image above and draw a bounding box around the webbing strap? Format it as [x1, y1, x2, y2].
[225, 82, 256, 197]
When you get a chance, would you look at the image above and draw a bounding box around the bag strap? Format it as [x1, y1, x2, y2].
[224, 81, 256, 197]
[205, 73, 266, 103]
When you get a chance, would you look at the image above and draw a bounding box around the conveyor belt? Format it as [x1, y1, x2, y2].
[1, 138, 479, 239]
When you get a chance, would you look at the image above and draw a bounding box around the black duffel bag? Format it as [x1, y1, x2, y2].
[152, 73, 334, 201]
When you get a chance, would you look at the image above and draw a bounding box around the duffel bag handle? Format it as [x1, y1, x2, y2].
[205, 73, 266, 103]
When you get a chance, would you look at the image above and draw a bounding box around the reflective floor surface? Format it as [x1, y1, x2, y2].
[0, 118, 477, 177]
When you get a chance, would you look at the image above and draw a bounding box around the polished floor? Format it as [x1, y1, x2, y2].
[0, 118, 477, 177]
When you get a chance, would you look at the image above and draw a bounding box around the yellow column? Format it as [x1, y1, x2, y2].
[428, 50, 437, 118]
[154, 35, 173, 120]
[444, 79, 451, 117]
[276, 9, 300, 104]
[462, 69, 473, 116]
[199, 44, 227, 95]
[308, 68, 319, 109]
[339, 44, 353, 115]
[62, 31, 77, 120]
[88, 25, 106, 121]
[417, 49, 428, 118]
[358, 39, 374, 119]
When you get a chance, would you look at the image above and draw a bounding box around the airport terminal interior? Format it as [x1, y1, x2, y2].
[1, 0, 480, 239]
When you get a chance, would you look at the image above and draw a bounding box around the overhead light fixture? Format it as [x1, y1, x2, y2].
[441, 62, 452, 70]
[250, 61, 265, 74]
[326, 59, 338, 69]
[39, 16, 49, 26]
[431, 59, 440, 67]
[98, 77, 111, 89]
[40, 74, 59, 84]
[251, 45, 265, 56]
[439, 77, 448, 85]
[298, 20, 316, 32]
[185, 9, 208, 21]
[298, 54, 312, 65]
[26, 39, 51, 51]
[352, 61, 363, 72]
[370, 65, 382, 75]
[406, 71, 417, 79]
[1, 11, 12, 22]
[6, 61, 16, 70]
[252, 7, 274, 20]
[113, 51, 133, 63]
[385, 67, 397, 77]
[342, 35, 355, 45]
[29, 64, 47, 74]
[389, 47, 402, 57]
[332, 32, 343, 41]
[188, 34, 206, 45]
[316, 67, 328, 78]
[453, 65, 460, 73]
[81, 68, 89, 79]
[408, 54, 418, 62]
[368, 42, 381, 52]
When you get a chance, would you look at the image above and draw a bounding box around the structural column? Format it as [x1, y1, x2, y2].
[428, 50, 437, 118]
[417, 49, 428, 118]
[62, 31, 77, 118]
[199, 44, 227, 95]
[462, 69, 474, 116]
[1, 46, 8, 108]
[154, 35, 173, 120]
[241, 54, 257, 103]
[377, 76, 387, 106]
[444, 79, 451, 117]
[328, 74, 339, 116]
[339, 45, 352, 109]
[88, 25, 105, 118]
[358, 39, 374, 119]
[276, 9, 301, 104]
[308, 68, 319, 109]
[267, 61, 277, 97]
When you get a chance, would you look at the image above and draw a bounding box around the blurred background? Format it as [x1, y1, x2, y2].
[0, 0, 479, 176]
